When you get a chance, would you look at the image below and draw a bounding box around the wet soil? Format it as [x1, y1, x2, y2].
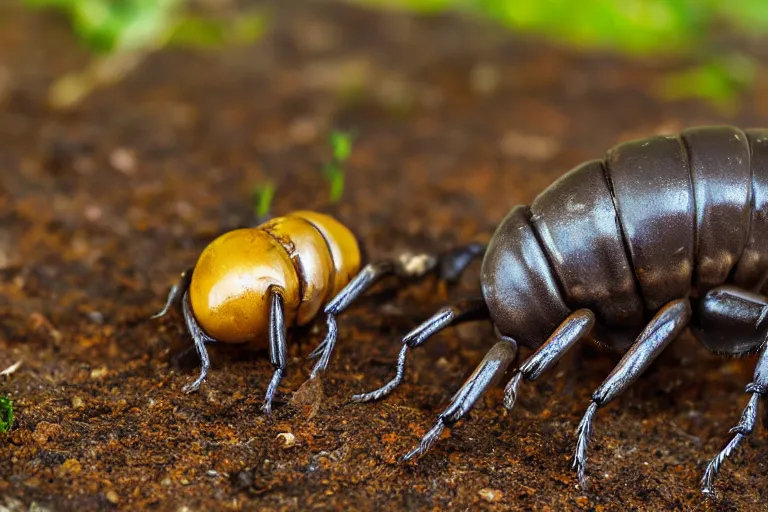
[1, 1, 768, 510]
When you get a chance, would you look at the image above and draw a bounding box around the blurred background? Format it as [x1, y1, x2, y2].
[3, 1, 768, 510]
[14, 0, 768, 111]
[8, 0, 768, 216]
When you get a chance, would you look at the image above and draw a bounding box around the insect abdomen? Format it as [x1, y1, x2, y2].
[483, 125, 768, 351]
[604, 133, 695, 312]
[260, 211, 362, 326]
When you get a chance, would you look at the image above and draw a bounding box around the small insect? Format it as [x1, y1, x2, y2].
[153, 210, 484, 413]
[327, 125, 768, 497]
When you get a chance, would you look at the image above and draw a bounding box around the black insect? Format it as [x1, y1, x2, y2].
[319, 125, 768, 496]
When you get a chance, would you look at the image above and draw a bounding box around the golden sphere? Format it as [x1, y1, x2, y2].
[189, 229, 300, 344]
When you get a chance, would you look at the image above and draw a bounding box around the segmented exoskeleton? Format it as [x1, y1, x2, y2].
[323, 125, 768, 497]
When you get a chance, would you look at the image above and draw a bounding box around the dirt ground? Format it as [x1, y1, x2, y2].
[1, 1, 768, 510]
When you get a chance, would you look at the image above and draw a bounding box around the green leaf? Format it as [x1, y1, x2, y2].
[0, 396, 13, 434]
[252, 182, 276, 219]
[330, 131, 353, 163]
[328, 172, 345, 204]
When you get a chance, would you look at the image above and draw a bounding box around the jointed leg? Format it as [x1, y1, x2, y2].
[263, 291, 288, 414]
[684, 285, 768, 496]
[701, 343, 768, 496]
[180, 291, 216, 393]
[307, 260, 396, 376]
[402, 339, 518, 461]
[438, 243, 487, 284]
[152, 268, 194, 319]
[573, 299, 691, 489]
[351, 297, 489, 403]
[308, 243, 486, 378]
[504, 309, 595, 410]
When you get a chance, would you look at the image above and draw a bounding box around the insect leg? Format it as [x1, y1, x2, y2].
[701, 367, 765, 497]
[151, 267, 194, 319]
[437, 243, 487, 284]
[262, 291, 288, 414]
[572, 299, 691, 489]
[504, 309, 595, 410]
[308, 243, 486, 378]
[180, 290, 217, 393]
[696, 287, 768, 496]
[400, 338, 517, 461]
[351, 297, 489, 403]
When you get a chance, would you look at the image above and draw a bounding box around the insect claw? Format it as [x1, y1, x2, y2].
[503, 372, 522, 410]
[401, 418, 445, 463]
[181, 378, 203, 394]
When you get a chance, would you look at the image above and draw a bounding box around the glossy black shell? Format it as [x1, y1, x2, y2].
[481, 126, 768, 352]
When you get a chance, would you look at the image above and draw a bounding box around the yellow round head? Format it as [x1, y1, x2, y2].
[189, 229, 300, 344]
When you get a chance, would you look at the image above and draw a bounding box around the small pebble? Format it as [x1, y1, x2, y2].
[105, 490, 119, 504]
[276, 432, 296, 448]
[478, 488, 503, 502]
[57, 459, 82, 477]
[470, 63, 500, 95]
[72, 396, 85, 409]
[86, 311, 104, 325]
[90, 367, 107, 379]
[109, 147, 137, 175]
[32, 422, 62, 445]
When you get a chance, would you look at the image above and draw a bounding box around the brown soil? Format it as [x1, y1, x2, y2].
[1, 1, 767, 510]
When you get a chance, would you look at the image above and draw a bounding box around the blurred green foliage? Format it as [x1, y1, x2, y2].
[20, 0, 768, 112]
[22, 0, 180, 53]
[21, 0, 265, 53]
[354, 0, 768, 55]
[25, 0, 768, 57]
[0, 396, 13, 433]
[352, 0, 768, 111]
[169, 12, 267, 49]
[654, 54, 756, 114]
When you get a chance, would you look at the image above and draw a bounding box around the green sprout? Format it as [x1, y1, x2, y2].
[323, 131, 354, 204]
[252, 181, 276, 220]
[0, 396, 13, 433]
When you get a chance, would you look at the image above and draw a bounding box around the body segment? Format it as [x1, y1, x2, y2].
[734, 129, 768, 291]
[189, 228, 301, 344]
[604, 133, 695, 313]
[682, 126, 752, 294]
[481, 205, 571, 349]
[529, 159, 644, 349]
